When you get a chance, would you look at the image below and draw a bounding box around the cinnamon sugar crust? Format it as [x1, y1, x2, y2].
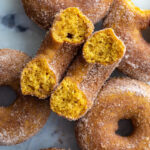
[76, 78, 150, 150]
[0, 49, 50, 145]
[22, 0, 113, 29]
[104, 0, 150, 82]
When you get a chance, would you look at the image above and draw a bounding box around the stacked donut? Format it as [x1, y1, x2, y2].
[21, 7, 125, 121]
[0, 0, 150, 149]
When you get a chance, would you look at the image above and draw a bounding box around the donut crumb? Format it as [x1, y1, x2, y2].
[50, 78, 87, 120]
[52, 7, 93, 44]
[83, 28, 125, 65]
[21, 57, 56, 99]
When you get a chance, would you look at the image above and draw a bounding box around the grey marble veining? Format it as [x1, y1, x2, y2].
[0, 0, 150, 150]
[0, 0, 46, 57]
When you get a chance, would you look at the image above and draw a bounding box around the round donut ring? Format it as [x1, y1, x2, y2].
[76, 78, 150, 150]
[0, 49, 50, 145]
[22, 0, 113, 30]
[104, 0, 150, 82]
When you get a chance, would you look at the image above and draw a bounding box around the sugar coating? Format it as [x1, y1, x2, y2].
[22, 0, 113, 29]
[0, 49, 50, 145]
[0, 97, 50, 145]
[0, 49, 30, 85]
[76, 78, 150, 150]
[104, 0, 150, 82]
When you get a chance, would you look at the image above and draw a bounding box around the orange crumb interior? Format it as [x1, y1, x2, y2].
[83, 28, 125, 65]
[21, 57, 56, 99]
[52, 7, 93, 44]
[50, 78, 87, 120]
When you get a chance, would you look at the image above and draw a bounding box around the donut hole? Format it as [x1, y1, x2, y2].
[0, 86, 17, 107]
[83, 28, 125, 65]
[21, 57, 56, 99]
[51, 78, 88, 120]
[141, 27, 150, 43]
[52, 7, 93, 44]
[115, 119, 135, 137]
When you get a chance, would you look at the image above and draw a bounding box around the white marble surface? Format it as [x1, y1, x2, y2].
[0, 0, 150, 150]
[0, 0, 46, 57]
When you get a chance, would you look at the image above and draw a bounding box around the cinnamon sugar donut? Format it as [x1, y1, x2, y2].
[50, 28, 125, 120]
[76, 78, 150, 150]
[104, 0, 150, 82]
[22, 0, 113, 30]
[0, 49, 50, 145]
[21, 7, 93, 99]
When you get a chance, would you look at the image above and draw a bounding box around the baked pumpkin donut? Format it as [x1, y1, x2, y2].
[104, 0, 150, 82]
[22, 0, 113, 30]
[76, 78, 150, 150]
[0, 49, 50, 145]
[50, 28, 125, 120]
[21, 7, 94, 99]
